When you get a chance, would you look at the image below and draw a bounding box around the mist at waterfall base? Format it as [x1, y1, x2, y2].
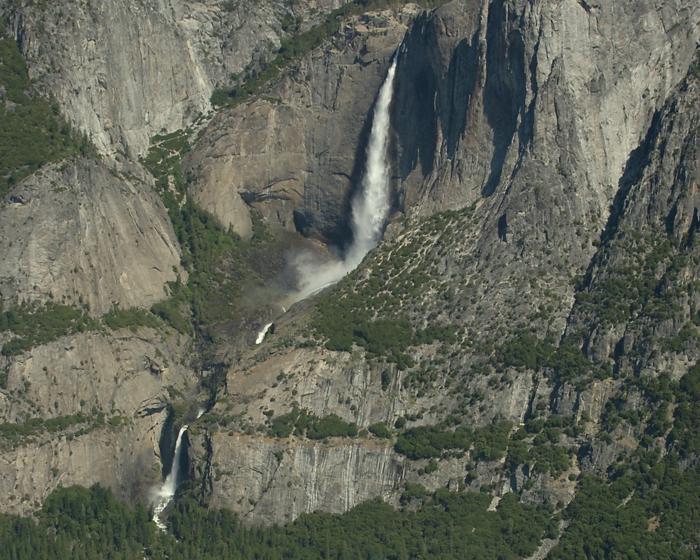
[291, 57, 398, 302]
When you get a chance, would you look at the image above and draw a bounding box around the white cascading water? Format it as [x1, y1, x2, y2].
[255, 322, 273, 344]
[293, 56, 398, 301]
[344, 56, 397, 270]
[152, 424, 188, 531]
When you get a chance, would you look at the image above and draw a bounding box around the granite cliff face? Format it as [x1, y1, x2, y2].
[182, 0, 699, 525]
[0, 158, 184, 316]
[386, 0, 699, 340]
[3, 0, 351, 157]
[1, 407, 170, 515]
[190, 432, 404, 525]
[567, 64, 700, 373]
[0, 93, 197, 512]
[0, 321, 197, 515]
[0, 0, 698, 546]
[395, 0, 698, 210]
[0, 326, 193, 423]
[185, 6, 416, 240]
[0, 151, 199, 508]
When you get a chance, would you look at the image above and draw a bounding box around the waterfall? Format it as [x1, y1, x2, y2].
[293, 56, 398, 300]
[344, 56, 397, 269]
[152, 425, 188, 531]
[256, 322, 273, 344]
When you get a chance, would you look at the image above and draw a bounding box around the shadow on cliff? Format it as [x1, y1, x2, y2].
[482, 0, 526, 197]
[392, 13, 438, 182]
[295, 58, 401, 257]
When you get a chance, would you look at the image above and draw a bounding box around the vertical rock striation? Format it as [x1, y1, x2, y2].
[191, 432, 404, 526]
[2, 0, 354, 156]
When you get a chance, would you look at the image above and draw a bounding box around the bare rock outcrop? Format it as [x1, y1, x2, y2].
[0, 409, 169, 516]
[185, 322, 541, 523]
[3, 0, 353, 156]
[385, 0, 700, 341]
[0, 154, 196, 515]
[190, 432, 404, 525]
[567, 57, 700, 371]
[0, 327, 193, 422]
[0, 325, 197, 515]
[0, 158, 184, 316]
[185, 0, 699, 525]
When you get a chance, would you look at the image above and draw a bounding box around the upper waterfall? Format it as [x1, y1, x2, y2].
[293, 56, 398, 300]
[344, 56, 397, 269]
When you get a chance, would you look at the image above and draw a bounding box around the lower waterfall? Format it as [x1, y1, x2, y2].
[152, 424, 188, 531]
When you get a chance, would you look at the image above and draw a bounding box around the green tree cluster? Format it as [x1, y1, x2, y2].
[550, 458, 700, 559]
[395, 421, 511, 461]
[0, 414, 87, 448]
[0, 485, 550, 560]
[313, 293, 456, 369]
[142, 131, 288, 344]
[548, 361, 700, 558]
[103, 307, 162, 332]
[367, 422, 391, 438]
[269, 407, 358, 440]
[0, 304, 98, 357]
[495, 332, 609, 383]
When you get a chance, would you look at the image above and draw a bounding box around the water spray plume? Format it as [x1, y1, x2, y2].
[293, 55, 398, 301]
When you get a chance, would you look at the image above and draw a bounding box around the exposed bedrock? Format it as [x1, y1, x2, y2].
[0, 157, 184, 316]
[186, 0, 699, 524]
[185, 7, 415, 241]
[2, 0, 353, 156]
